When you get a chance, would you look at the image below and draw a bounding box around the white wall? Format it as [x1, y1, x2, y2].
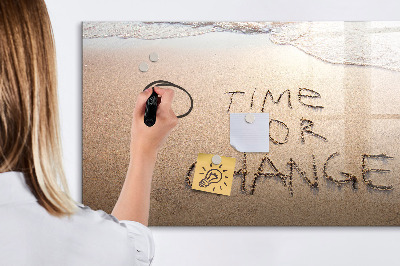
[46, 0, 400, 265]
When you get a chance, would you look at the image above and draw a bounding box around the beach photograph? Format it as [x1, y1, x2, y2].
[83, 22, 400, 226]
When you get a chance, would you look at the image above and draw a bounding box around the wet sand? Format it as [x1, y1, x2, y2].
[83, 32, 400, 226]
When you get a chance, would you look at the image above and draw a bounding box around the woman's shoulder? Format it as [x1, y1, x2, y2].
[73, 203, 155, 265]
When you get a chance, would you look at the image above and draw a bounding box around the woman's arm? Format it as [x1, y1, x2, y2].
[112, 87, 178, 225]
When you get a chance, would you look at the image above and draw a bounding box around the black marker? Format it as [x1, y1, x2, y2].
[144, 87, 158, 127]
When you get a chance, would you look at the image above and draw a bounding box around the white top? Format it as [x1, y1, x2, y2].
[0, 171, 155, 266]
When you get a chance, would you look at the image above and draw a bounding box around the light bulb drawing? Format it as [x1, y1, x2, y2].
[192, 153, 236, 196]
[198, 163, 229, 192]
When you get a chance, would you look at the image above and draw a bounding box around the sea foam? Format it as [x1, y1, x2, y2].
[83, 21, 400, 72]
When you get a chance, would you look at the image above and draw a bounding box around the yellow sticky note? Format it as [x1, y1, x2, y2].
[192, 153, 236, 196]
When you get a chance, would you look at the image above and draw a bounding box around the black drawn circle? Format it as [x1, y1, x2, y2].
[143, 80, 193, 118]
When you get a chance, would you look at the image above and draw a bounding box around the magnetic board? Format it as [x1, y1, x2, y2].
[83, 22, 400, 225]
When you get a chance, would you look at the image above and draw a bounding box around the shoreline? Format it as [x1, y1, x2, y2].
[83, 23, 400, 72]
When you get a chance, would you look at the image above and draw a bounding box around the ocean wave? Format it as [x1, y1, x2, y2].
[82, 21, 272, 39]
[83, 21, 400, 72]
[269, 22, 400, 72]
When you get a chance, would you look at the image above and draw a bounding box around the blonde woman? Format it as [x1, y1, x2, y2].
[0, 0, 177, 265]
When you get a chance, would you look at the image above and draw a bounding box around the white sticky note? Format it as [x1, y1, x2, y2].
[230, 113, 269, 152]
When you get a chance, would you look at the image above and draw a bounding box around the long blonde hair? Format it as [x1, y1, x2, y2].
[0, 0, 76, 216]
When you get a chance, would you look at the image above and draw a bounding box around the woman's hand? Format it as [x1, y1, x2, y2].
[130, 87, 178, 157]
[112, 87, 178, 225]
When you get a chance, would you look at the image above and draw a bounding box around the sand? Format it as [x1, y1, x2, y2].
[83, 32, 400, 226]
